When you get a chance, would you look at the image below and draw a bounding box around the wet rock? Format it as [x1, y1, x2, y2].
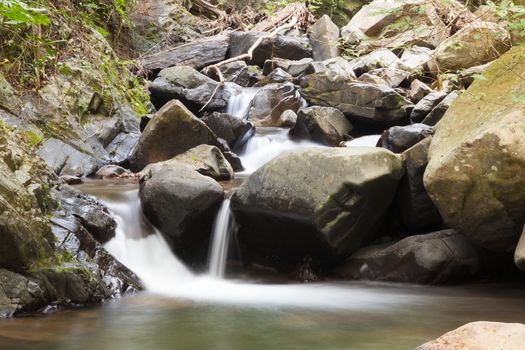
[395, 138, 442, 232]
[409, 91, 447, 123]
[95, 165, 132, 179]
[513, 225, 525, 271]
[247, 83, 305, 127]
[142, 34, 229, 71]
[300, 73, 413, 128]
[305, 57, 357, 80]
[263, 58, 313, 77]
[264, 68, 292, 84]
[0, 269, 46, 317]
[229, 32, 312, 66]
[142, 145, 233, 181]
[105, 132, 141, 166]
[207, 61, 262, 87]
[378, 124, 433, 153]
[60, 175, 83, 185]
[140, 162, 224, 266]
[429, 21, 511, 72]
[409, 80, 433, 103]
[201, 112, 255, 149]
[231, 148, 404, 270]
[421, 91, 460, 126]
[130, 100, 218, 172]
[335, 230, 482, 284]
[149, 66, 241, 111]
[289, 106, 353, 146]
[276, 109, 298, 128]
[309, 15, 340, 61]
[424, 46, 525, 253]
[416, 322, 525, 350]
[216, 139, 244, 172]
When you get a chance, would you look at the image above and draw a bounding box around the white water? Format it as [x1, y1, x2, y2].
[208, 199, 235, 278]
[237, 127, 325, 175]
[226, 88, 259, 119]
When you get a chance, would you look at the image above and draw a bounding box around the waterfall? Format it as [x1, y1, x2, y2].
[226, 88, 259, 119]
[208, 199, 235, 278]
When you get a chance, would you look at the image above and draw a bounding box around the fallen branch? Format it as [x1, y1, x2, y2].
[199, 16, 298, 112]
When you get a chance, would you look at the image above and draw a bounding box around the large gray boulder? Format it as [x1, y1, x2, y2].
[309, 15, 340, 61]
[201, 112, 255, 149]
[140, 162, 224, 265]
[378, 123, 433, 154]
[231, 148, 404, 269]
[335, 230, 482, 284]
[424, 46, 525, 253]
[230, 32, 312, 66]
[305, 57, 357, 80]
[289, 106, 353, 146]
[130, 100, 218, 171]
[149, 66, 241, 111]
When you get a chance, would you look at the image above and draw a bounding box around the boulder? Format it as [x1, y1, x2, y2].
[395, 138, 442, 232]
[300, 73, 413, 128]
[378, 123, 433, 153]
[229, 32, 312, 66]
[400, 46, 433, 70]
[305, 57, 357, 80]
[514, 226, 525, 271]
[0, 269, 46, 317]
[264, 68, 293, 84]
[262, 58, 313, 77]
[410, 91, 447, 123]
[429, 21, 511, 72]
[335, 230, 482, 284]
[95, 165, 132, 179]
[416, 322, 525, 350]
[139, 162, 224, 265]
[130, 100, 218, 172]
[206, 61, 262, 87]
[231, 148, 404, 269]
[141, 145, 233, 181]
[348, 49, 410, 76]
[366, 68, 410, 88]
[309, 15, 340, 61]
[201, 112, 255, 149]
[142, 34, 229, 71]
[149, 66, 241, 111]
[289, 106, 353, 146]
[408, 80, 433, 103]
[421, 91, 460, 126]
[424, 46, 525, 252]
[247, 83, 305, 127]
[276, 110, 298, 128]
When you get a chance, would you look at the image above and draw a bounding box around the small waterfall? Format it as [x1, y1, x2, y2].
[226, 88, 259, 119]
[208, 199, 235, 278]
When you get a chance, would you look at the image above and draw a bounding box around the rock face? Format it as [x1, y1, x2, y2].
[429, 21, 511, 72]
[300, 73, 413, 128]
[335, 230, 482, 284]
[229, 32, 312, 66]
[289, 106, 353, 146]
[396, 138, 442, 232]
[424, 46, 525, 252]
[416, 322, 525, 350]
[130, 100, 218, 171]
[231, 148, 404, 269]
[201, 112, 255, 149]
[149, 66, 241, 111]
[142, 34, 229, 71]
[37, 138, 102, 177]
[139, 162, 224, 266]
[378, 124, 433, 153]
[309, 15, 340, 61]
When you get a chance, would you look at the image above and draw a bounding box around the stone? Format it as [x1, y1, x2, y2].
[409, 80, 433, 103]
[231, 148, 404, 270]
[300, 73, 413, 128]
[366, 68, 410, 88]
[130, 100, 218, 172]
[0, 73, 22, 115]
[409, 91, 447, 123]
[400, 46, 434, 70]
[149, 66, 241, 111]
[348, 49, 410, 76]
[247, 83, 305, 127]
[276, 110, 298, 128]
[264, 68, 292, 84]
[141, 34, 229, 71]
[289, 106, 353, 146]
[142, 145, 233, 181]
[424, 46, 525, 252]
[514, 226, 525, 271]
[95, 165, 132, 179]
[262, 58, 313, 77]
[305, 57, 357, 80]
[416, 322, 525, 350]
[209, 61, 262, 87]
[395, 138, 442, 232]
[378, 123, 433, 153]
[0, 269, 46, 317]
[358, 73, 388, 86]
[60, 175, 83, 185]
[229, 32, 312, 66]
[201, 112, 255, 149]
[429, 21, 511, 72]
[140, 162, 224, 265]
[309, 15, 340, 61]
[421, 91, 460, 126]
[335, 230, 482, 284]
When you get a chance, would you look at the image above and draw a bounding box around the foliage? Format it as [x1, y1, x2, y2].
[486, 0, 525, 42]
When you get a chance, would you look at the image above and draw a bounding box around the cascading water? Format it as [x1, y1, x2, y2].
[226, 87, 259, 119]
[208, 198, 235, 278]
